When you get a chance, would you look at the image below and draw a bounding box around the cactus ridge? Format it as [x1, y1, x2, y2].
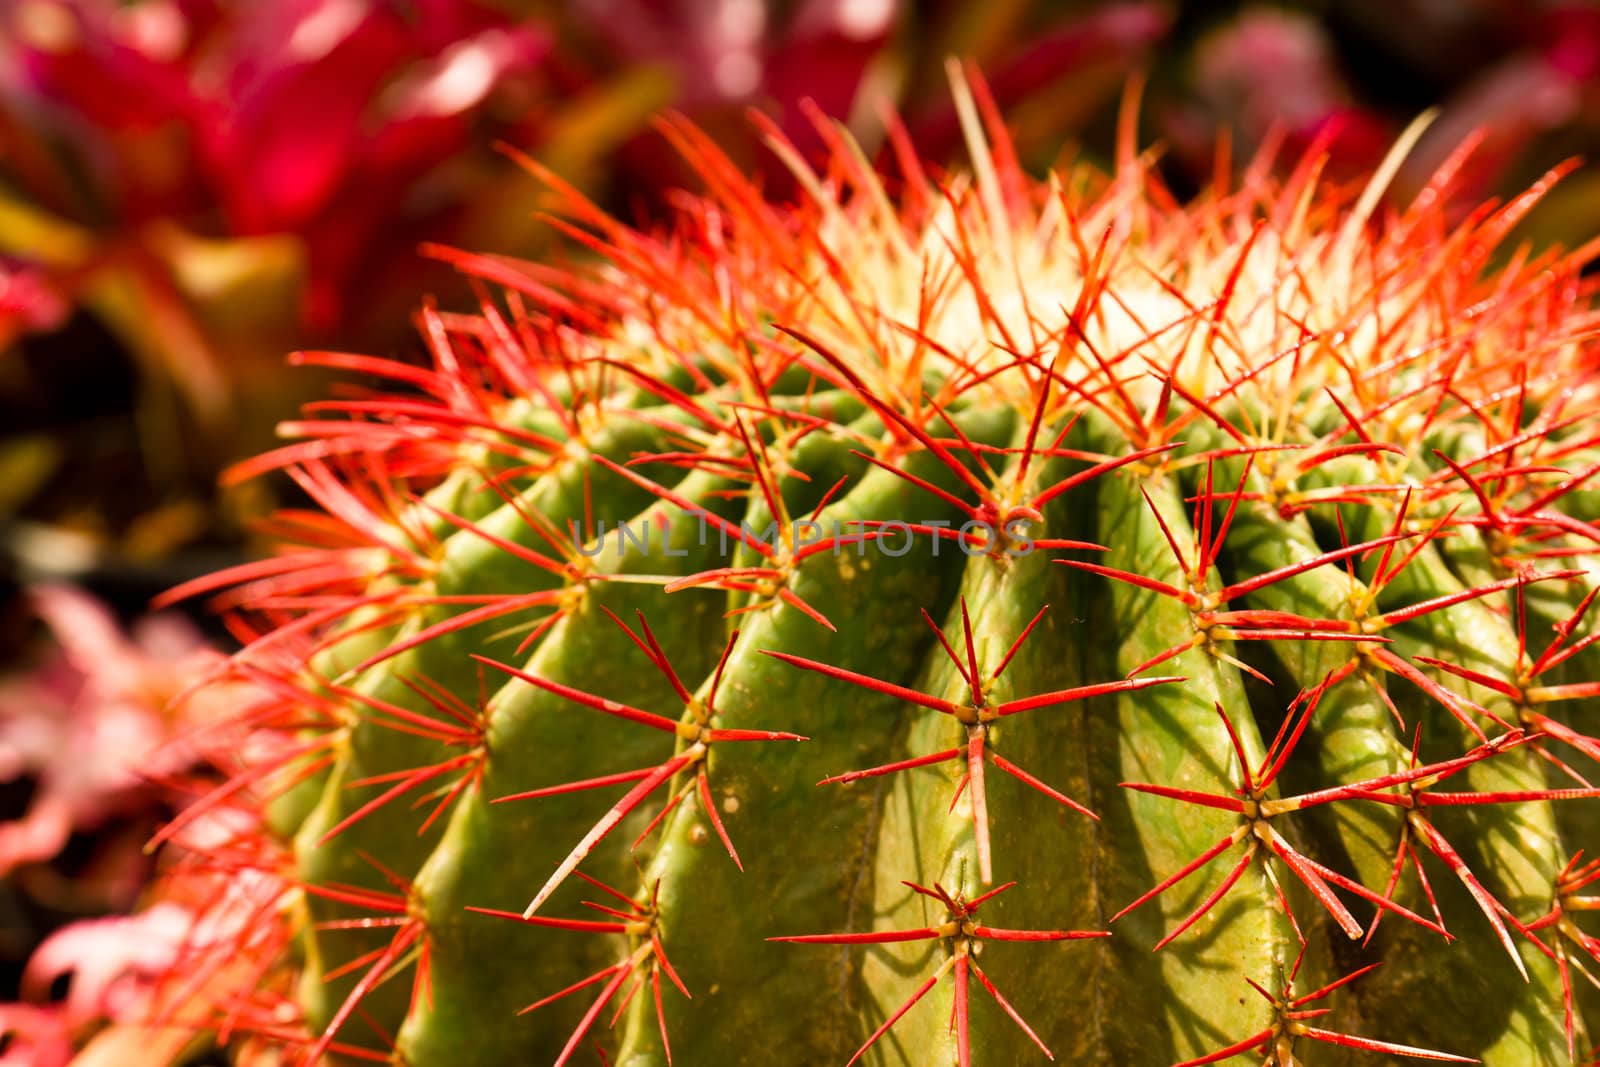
[160, 78, 1600, 1067]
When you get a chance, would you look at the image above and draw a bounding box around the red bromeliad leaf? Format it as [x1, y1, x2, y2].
[0, 585, 279, 881]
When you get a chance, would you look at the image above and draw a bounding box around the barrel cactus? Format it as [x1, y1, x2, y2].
[163, 75, 1600, 1067]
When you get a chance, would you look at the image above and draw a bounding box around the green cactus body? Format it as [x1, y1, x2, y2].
[175, 90, 1600, 1067]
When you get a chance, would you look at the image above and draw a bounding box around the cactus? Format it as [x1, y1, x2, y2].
[166, 79, 1600, 1067]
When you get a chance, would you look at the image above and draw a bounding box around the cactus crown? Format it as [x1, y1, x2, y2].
[163, 75, 1600, 1067]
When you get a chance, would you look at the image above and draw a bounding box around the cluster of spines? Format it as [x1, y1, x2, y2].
[148, 70, 1600, 1067]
